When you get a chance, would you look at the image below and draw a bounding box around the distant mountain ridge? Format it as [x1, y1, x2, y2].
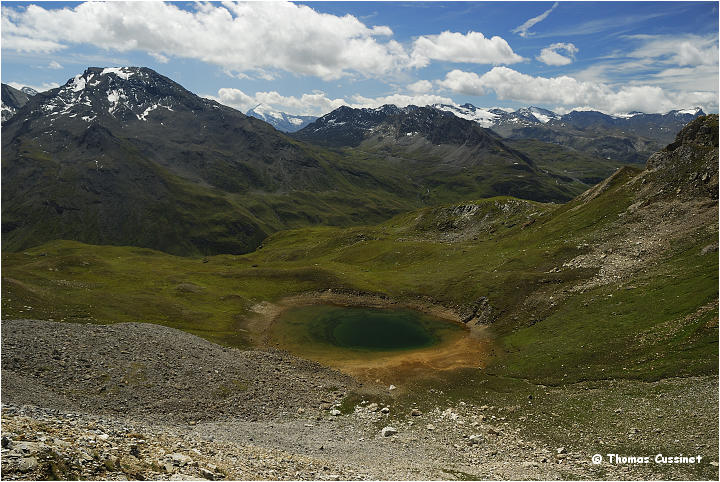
[293, 104, 585, 203]
[246, 104, 316, 132]
[434, 103, 704, 132]
[296, 102, 704, 164]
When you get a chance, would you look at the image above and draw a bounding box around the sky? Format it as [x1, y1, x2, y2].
[2, 1, 718, 117]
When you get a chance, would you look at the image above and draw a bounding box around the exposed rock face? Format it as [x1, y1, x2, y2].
[644, 114, 718, 200]
[1, 84, 30, 122]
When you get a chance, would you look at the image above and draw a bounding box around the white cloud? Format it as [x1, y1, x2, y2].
[511, 2, 559, 38]
[626, 34, 718, 66]
[571, 34, 718, 94]
[7, 81, 60, 92]
[407, 80, 433, 93]
[647, 64, 718, 92]
[1, 1, 409, 81]
[438, 67, 718, 114]
[436, 69, 488, 96]
[410, 31, 523, 67]
[350, 93, 455, 109]
[207, 88, 347, 117]
[47, 60, 63, 69]
[536, 42, 578, 66]
[208, 87, 456, 117]
[149, 52, 169, 64]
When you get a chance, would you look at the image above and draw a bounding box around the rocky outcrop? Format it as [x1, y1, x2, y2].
[644, 114, 718, 200]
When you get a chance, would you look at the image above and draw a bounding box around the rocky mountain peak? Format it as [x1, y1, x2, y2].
[7, 66, 219, 129]
[295, 104, 486, 147]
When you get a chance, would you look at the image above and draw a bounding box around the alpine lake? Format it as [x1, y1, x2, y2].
[267, 304, 491, 380]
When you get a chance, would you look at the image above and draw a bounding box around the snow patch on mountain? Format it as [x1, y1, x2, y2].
[432, 103, 500, 128]
[71, 74, 87, 92]
[101, 67, 134, 80]
[675, 107, 703, 116]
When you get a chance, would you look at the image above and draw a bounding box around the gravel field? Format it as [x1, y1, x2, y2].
[2, 319, 718, 480]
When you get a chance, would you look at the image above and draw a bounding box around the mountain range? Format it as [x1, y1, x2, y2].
[0, 67, 709, 257]
[300, 102, 705, 164]
[1, 67, 425, 255]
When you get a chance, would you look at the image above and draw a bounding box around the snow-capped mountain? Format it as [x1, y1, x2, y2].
[25, 66, 211, 126]
[514, 106, 561, 124]
[293, 103, 583, 202]
[246, 104, 316, 132]
[295, 101, 706, 165]
[434, 102, 704, 133]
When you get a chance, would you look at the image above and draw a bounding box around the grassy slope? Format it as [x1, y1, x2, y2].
[4, 161, 716, 384]
[1, 135, 423, 256]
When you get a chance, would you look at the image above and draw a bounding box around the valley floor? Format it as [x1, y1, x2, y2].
[2, 320, 717, 481]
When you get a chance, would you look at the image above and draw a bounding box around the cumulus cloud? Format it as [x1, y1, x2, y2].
[1, 1, 409, 80]
[47, 60, 63, 69]
[410, 31, 523, 67]
[436, 69, 488, 96]
[438, 67, 718, 114]
[350, 93, 455, 109]
[511, 2, 558, 38]
[149, 52, 169, 64]
[207, 88, 347, 117]
[648, 64, 718, 92]
[407, 80, 433, 93]
[536, 42, 578, 66]
[208, 86, 457, 117]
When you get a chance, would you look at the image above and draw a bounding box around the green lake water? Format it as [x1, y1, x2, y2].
[271, 304, 466, 353]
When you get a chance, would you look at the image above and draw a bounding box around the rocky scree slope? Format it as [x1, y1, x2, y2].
[1, 319, 358, 424]
[3, 320, 717, 481]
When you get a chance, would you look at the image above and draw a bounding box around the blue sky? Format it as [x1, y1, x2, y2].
[2, 1, 718, 116]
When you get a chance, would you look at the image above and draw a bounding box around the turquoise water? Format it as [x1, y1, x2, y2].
[274, 304, 464, 352]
